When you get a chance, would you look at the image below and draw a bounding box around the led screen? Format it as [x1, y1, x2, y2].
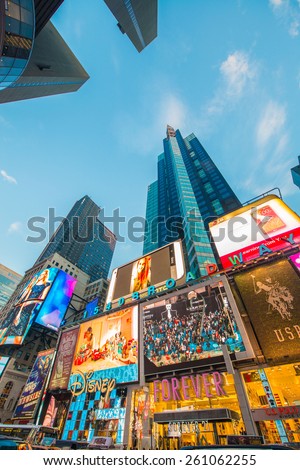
[143, 276, 253, 375]
[0, 267, 58, 345]
[209, 195, 300, 269]
[0, 356, 9, 379]
[105, 241, 185, 309]
[234, 259, 300, 362]
[13, 349, 55, 419]
[290, 253, 300, 272]
[69, 306, 139, 388]
[34, 270, 77, 331]
[84, 297, 99, 318]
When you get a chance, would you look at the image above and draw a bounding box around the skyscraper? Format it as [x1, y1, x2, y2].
[0, 264, 22, 311]
[143, 126, 242, 277]
[0, 1, 89, 103]
[34, 195, 116, 283]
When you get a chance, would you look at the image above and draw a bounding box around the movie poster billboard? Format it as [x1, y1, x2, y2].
[105, 241, 185, 310]
[0, 268, 59, 346]
[13, 349, 55, 419]
[34, 271, 77, 331]
[69, 306, 138, 395]
[143, 276, 253, 375]
[48, 327, 79, 390]
[234, 259, 300, 362]
[0, 268, 76, 345]
[209, 195, 300, 269]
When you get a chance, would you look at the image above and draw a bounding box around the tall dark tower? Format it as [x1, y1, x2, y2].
[143, 126, 242, 276]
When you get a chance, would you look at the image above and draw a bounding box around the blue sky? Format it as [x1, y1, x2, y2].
[0, 0, 299, 277]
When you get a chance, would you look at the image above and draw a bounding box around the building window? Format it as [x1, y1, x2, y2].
[0, 381, 14, 409]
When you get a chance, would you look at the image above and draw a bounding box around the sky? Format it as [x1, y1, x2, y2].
[0, 0, 299, 278]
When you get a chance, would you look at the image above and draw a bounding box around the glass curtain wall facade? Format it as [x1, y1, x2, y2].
[34, 195, 116, 282]
[143, 127, 241, 277]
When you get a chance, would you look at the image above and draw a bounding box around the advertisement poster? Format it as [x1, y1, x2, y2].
[34, 270, 77, 331]
[13, 349, 55, 419]
[209, 195, 300, 269]
[48, 327, 79, 390]
[234, 259, 300, 362]
[0, 356, 9, 379]
[70, 306, 138, 387]
[0, 268, 58, 345]
[143, 277, 251, 375]
[105, 241, 185, 309]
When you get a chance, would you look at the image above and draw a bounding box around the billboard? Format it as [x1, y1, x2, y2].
[209, 195, 300, 269]
[0, 268, 76, 345]
[48, 327, 79, 391]
[84, 297, 99, 319]
[13, 349, 55, 419]
[69, 306, 138, 393]
[0, 356, 9, 379]
[142, 276, 253, 375]
[290, 253, 300, 272]
[105, 241, 185, 310]
[234, 259, 300, 362]
[34, 270, 77, 331]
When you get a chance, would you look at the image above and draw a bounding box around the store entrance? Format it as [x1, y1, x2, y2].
[153, 421, 236, 449]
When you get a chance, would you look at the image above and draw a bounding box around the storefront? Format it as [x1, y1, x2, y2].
[126, 371, 247, 449]
[242, 363, 300, 444]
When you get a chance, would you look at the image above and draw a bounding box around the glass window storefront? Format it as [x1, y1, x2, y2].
[128, 372, 246, 449]
[242, 364, 300, 445]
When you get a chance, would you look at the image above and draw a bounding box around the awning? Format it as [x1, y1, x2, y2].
[154, 408, 240, 423]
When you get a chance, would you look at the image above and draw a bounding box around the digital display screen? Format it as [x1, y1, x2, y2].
[105, 241, 185, 309]
[143, 276, 252, 375]
[34, 271, 77, 331]
[0, 268, 58, 345]
[0, 356, 9, 378]
[70, 306, 139, 385]
[84, 297, 99, 318]
[209, 195, 300, 269]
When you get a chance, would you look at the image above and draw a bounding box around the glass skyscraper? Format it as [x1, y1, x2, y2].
[143, 126, 241, 277]
[35, 195, 116, 282]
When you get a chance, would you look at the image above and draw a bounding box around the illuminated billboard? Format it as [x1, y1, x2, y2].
[69, 306, 138, 392]
[48, 327, 79, 391]
[84, 297, 99, 319]
[0, 356, 9, 379]
[13, 349, 55, 419]
[34, 270, 77, 331]
[0, 268, 58, 345]
[234, 259, 300, 362]
[0, 268, 76, 345]
[290, 253, 300, 272]
[105, 241, 185, 310]
[209, 195, 300, 269]
[142, 276, 254, 375]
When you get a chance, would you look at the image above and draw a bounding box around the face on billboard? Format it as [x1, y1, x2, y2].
[13, 349, 55, 419]
[209, 195, 300, 269]
[70, 306, 138, 387]
[0, 267, 58, 345]
[234, 259, 300, 362]
[34, 271, 77, 331]
[105, 241, 185, 309]
[143, 277, 251, 375]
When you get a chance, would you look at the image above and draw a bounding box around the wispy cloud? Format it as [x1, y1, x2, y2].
[8, 222, 22, 234]
[269, 0, 300, 37]
[205, 51, 257, 119]
[1, 169, 17, 184]
[256, 101, 286, 147]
